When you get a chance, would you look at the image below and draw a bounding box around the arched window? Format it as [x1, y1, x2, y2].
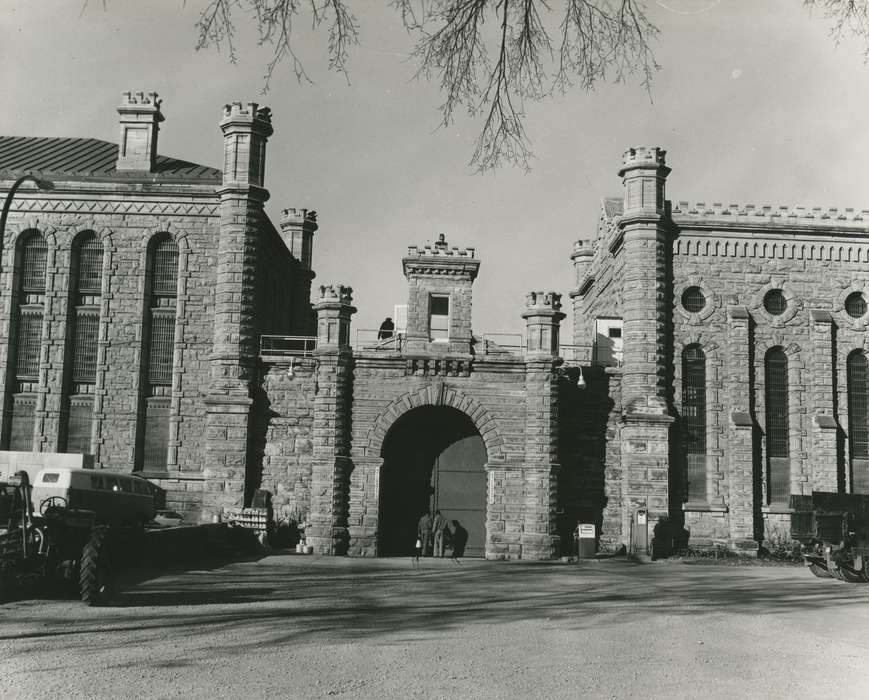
[682, 344, 707, 503]
[764, 347, 790, 505]
[63, 233, 103, 454]
[847, 351, 869, 494]
[138, 235, 178, 472]
[7, 232, 48, 450]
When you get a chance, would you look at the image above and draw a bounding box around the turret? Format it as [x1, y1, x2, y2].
[116, 91, 164, 172]
[219, 101, 273, 191]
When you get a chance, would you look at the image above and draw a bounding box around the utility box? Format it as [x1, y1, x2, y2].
[630, 508, 649, 555]
[575, 523, 596, 559]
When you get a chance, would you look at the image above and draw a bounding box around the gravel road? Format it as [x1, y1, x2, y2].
[1, 555, 868, 699]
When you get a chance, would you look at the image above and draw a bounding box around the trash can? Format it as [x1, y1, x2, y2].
[576, 523, 596, 559]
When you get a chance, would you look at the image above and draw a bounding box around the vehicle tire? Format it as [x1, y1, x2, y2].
[807, 562, 831, 578]
[80, 526, 114, 605]
[837, 563, 867, 584]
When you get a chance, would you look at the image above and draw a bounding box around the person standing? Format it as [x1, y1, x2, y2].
[417, 509, 433, 557]
[378, 317, 395, 339]
[432, 509, 449, 558]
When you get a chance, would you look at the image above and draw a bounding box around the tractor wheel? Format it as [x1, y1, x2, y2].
[807, 562, 832, 578]
[80, 526, 114, 605]
[837, 563, 867, 584]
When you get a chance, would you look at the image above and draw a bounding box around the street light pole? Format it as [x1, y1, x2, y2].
[0, 174, 53, 241]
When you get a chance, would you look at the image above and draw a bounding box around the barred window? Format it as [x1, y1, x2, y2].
[66, 398, 94, 454]
[152, 238, 179, 296]
[142, 399, 170, 471]
[76, 235, 103, 293]
[16, 311, 43, 378]
[682, 345, 706, 455]
[148, 312, 175, 384]
[763, 289, 787, 316]
[20, 233, 47, 291]
[9, 397, 36, 451]
[765, 347, 790, 504]
[681, 287, 706, 313]
[72, 311, 99, 383]
[765, 348, 789, 457]
[845, 292, 867, 319]
[847, 352, 869, 494]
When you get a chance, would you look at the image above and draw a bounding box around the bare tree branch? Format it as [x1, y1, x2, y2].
[804, 0, 869, 61]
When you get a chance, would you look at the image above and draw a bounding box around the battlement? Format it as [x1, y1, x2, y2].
[672, 201, 869, 225]
[571, 239, 594, 261]
[524, 291, 562, 312]
[318, 284, 353, 305]
[406, 235, 475, 259]
[221, 101, 272, 124]
[281, 208, 318, 225]
[119, 91, 162, 113]
[620, 146, 667, 171]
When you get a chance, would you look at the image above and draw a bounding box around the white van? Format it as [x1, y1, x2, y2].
[32, 467, 155, 526]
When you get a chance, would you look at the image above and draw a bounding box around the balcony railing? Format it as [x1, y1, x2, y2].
[354, 329, 406, 351]
[259, 335, 317, 357]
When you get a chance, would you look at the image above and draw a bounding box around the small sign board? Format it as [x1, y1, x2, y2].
[577, 523, 596, 539]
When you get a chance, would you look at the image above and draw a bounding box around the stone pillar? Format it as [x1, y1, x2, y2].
[520, 291, 564, 559]
[569, 240, 595, 364]
[203, 101, 273, 521]
[616, 147, 674, 529]
[726, 306, 757, 546]
[809, 310, 839, 492]
[307, 284, 356, 555]
[280, 208, 318, 335]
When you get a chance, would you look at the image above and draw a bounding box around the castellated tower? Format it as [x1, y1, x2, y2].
[401, 235, 480, 355]
[616, 146, 674, 527]
[203, 101, 274, 519]
[116, 91, 164, 172]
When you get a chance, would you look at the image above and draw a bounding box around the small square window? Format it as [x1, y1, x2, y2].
[430, 295, 450, 341]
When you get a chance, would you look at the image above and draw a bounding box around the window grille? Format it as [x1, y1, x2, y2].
[76, 235, 103, 293]
[848, 352, 869, 494]
[66, 398, 93, 454]
[142, 399, 170, 471]
[147, 312, 175, 384]
[16, 311, 43, 378]
[686, 454, 707, 503]
[765, 348, 790, 504]
[763, 289, 787, 316]
[9, 397, 35, 451]
[682, 345, 706, 455]
[845, 292, 867, 319]
[20, 234, 47, 291]
[681, 286, 706, 313]
[72, 311, 99, 383]
[152, 239, 179, 297]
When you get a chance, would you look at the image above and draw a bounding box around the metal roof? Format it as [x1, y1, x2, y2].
[0, 136, 222, 183]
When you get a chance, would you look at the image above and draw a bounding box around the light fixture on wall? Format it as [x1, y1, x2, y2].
[576, 366, 587, 390]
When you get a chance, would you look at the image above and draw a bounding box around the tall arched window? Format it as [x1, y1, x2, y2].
[683, 344, 707, 503]
[847, 351, 869, 494]
[765, 347, 790, 505]
[138, 235, 178, 472]
[6, 232, 48, 450]
[63, 233, 103, 453]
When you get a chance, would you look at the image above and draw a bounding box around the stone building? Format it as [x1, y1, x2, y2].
[255, 236, 567, 559]
[570, 146, 869, 552]
[0, 92, 317, 520]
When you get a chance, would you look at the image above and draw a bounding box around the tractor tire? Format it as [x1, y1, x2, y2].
[837, 563, 868, 584]
[80, 526, 114, 605]
[807, 562, 832, 578]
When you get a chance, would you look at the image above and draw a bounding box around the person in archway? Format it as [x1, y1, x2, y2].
[377, 316, 394, 339]
[417, 509, 433, 557]
[432, 509, 449, 558]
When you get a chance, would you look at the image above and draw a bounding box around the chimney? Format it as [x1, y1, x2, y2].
[219, 101, 273, 189]
[116, 91, 163, 172]
[280, 208, 318, 269]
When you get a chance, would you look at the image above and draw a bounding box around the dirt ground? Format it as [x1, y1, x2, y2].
[1, 554, 868, 699]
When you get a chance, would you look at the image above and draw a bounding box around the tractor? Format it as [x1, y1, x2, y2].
[0, 469, 149, 604]
[801, 492, 869, 583]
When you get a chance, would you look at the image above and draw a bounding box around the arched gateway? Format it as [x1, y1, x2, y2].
[379, 405, 487, 557]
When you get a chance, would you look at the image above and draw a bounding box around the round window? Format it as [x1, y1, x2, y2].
[845, 291, 867, 319]
[763, 289, 787, 316]
[681, 286, 706, 313]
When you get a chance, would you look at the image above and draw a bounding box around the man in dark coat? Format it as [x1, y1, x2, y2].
[432, 509, 449, 558]
[378, 317, 395, 339]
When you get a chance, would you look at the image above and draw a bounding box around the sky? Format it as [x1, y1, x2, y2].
[2, 1, 869, 340]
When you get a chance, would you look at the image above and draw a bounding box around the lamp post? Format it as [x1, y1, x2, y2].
[0, 174, 53, 240]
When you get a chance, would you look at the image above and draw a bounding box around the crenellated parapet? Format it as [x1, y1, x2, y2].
[672, 201, 869, 231]
[403, 235, 480, 279]
[522, 290, 565, 358]
[219, 101, 273, 191]
[314, 284, 356, 351]
[524, 290, 562, 313]
[317, 283, 353, 305]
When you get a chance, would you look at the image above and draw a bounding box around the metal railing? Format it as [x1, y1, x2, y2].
[481, 333, 523, 353]
[354, 329, 406, 352]
[260, 335, 317, 356]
